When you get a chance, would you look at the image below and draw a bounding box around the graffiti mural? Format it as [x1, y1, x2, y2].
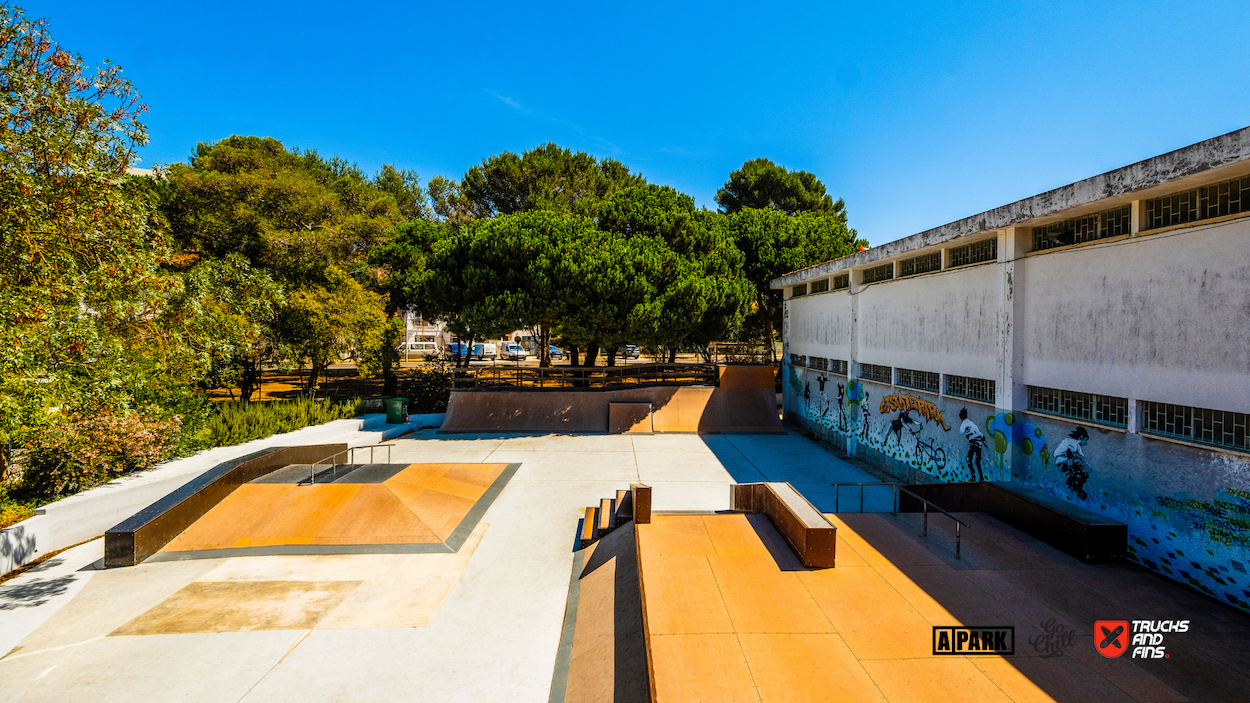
[789, 373, 1250, 614]
[1054, 427, 1092, 500]
[959, 408, 988, 482]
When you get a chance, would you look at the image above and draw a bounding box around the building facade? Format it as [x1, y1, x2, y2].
[772, 127, 1250, 610]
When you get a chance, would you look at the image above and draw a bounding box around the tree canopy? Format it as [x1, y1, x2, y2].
[715, 157, 849, 223]
[428, 142, 645, 224]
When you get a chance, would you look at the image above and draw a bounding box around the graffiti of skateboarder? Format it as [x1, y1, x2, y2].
[1055, 427, 1092, 500]
[959, 408, 988, 482]
[886, 409, 920, 448]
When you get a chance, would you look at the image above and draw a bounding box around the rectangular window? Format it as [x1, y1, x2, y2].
[810, 278, 829, 293]
[1140, 401, 1247, 453]
[948, 238, 998, 267]
[789, 353, 805, 366]
[830, 359, 848, 375]
[809, 357, 828, 371]
[896, 368, 939, 393]
[862, 263, 894, 284]
[791, 283, 807, 297]
[899, 252, 942, 277]
[1027, 386, 1127, 427]
[832, 273, 850, 291]
[1032, 205, 1132, 252]
[946, 375, 996, 404]
[859, 363, 893, 384]
[1145, 175, 1250, 230]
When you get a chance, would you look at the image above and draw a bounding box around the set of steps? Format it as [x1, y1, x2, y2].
[579, 484, 651, 549]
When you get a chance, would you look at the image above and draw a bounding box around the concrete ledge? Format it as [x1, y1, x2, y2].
[901, 481, 1127, 564]
[104, 444, 346, 568]
[730, 482, 837, 568]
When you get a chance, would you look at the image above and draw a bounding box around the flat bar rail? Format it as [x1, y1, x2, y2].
[307, 444, 394, 484]
[451, 363, 718, 390]
[831, 482, 971, 559]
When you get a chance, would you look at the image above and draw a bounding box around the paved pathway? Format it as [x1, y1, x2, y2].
[0, 431, 874, 702]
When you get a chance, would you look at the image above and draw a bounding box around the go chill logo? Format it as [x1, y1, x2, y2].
[932, 626, 1015, 655]
[1095, 620, 1189, 659]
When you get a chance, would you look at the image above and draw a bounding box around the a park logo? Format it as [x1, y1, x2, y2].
[932, 626, 1014, 655]
[1094, 620, 1130, 658]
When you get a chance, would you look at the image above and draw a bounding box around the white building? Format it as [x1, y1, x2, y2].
[772, 127, 1250, 610]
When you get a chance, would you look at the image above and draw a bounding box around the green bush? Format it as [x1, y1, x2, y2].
[203, 396, 364, 448]
[23, 408, 184, 497]
[400, 368, 455, 413]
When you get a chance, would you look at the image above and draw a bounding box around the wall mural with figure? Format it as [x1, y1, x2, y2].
[786, 364, 1250, 614]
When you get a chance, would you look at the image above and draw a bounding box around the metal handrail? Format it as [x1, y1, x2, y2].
[830, 482, 970, 559]
[307, 443, 394, 484]
[451, 362, 720, 390]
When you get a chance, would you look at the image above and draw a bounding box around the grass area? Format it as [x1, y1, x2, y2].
[0, 491, 37, 530]
[202, 396, 365, 448]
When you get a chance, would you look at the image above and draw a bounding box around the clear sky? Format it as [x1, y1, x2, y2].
[29, 0, 1250, 246]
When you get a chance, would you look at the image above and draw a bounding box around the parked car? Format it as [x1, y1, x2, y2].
[395, 341, 441, 357]
[548, 345, 563, 359]
[501, 342, 527, 361]
[618, 344, 640, 359]
[446, 342, 472, 360]
[472, 343, 497, 360]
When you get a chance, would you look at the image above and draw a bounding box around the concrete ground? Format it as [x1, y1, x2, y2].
[636, 511, 1250, 703]
[0, 431, 876, 702]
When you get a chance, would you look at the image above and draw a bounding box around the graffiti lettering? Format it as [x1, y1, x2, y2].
[879, 393, 950, 431]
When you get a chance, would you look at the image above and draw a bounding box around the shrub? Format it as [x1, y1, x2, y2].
[23, 408, 183, 497]
[203, 396, 364, 448]
[400, 368, 455, 413]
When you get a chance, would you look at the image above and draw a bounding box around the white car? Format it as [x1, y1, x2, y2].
[396, 341, 441, 357]
[501, 342, 527, 361]
[472, 343, 498, 360]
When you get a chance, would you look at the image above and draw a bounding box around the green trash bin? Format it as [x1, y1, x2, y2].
[385, 397, 409, 424]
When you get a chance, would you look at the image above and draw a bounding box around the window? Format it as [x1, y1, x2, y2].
[862, 263, 894, 284]
[810, 278, 829, 293]
[948, 238, 998, 267]
[1032, 205, 1132, 252]
[946, 375, 995, 403]
[830, 359, 848, 375]
[789, 354, 806, 367]
[1145, 175, 1250, 230]
[1140, 402, 1247, 453]
[899, 253, 941, 277]
[1027, 386, 1127, 427]
[791, 283, 807, 297]
[832, 273, 850, 291]
[896, 368, 939, 393]
[809, 357, 828, 371]
[859, 363, 893, 384]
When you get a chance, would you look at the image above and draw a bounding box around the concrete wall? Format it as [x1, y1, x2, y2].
[785, 290, 851, 362]
[1019, 217, 1250, 412]
[780, 213, 1250, 614]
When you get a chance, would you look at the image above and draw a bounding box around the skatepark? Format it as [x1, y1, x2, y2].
[2, 415, 1249, 701]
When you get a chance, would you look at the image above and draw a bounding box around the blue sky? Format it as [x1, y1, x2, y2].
[32, 0, 1250, 245]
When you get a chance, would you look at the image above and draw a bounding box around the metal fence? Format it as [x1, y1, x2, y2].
[451, 363, 720, 390]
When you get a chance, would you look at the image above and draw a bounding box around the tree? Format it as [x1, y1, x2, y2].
[278, 268, 388, 395]
[711, 209, 867, 360]
[429, 142, 645, 223]
[597, 185, 752, 361]
[161, 136, 406, 398]
[0, 5, 183, 471]
[716, 158, 849, 223]
[374, 164, 431, 221]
